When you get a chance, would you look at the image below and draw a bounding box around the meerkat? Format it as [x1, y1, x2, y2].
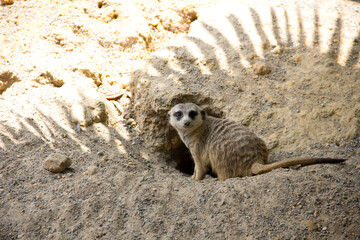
[168, 103, 346, 181]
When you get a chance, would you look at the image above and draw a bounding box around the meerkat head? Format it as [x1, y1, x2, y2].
[168, 103, 206, 132]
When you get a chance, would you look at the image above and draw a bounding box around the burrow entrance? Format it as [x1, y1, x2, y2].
[170, 143, 194, 175]
[169, 143, 218, 178]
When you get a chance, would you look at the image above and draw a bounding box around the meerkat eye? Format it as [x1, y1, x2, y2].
[188, 110, 198, 119]
[173, 111, 183, 119]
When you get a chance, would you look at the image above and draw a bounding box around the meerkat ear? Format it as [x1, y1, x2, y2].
[201, 110, 206, 120]
[167, 112, 170, 120]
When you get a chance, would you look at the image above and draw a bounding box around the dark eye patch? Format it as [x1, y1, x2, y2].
[188, 110, 198, 119]
[173, 111, 183, 120]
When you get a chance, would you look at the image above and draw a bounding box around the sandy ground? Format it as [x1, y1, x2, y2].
[1, 0, 360, 239]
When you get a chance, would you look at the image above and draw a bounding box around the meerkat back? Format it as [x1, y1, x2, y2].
[204, 116, 269, 179]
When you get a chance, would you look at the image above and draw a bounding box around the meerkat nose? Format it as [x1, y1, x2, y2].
[184, 120, 190, 126]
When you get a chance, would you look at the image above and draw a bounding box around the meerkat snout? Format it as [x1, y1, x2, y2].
[184, 120, 190, 127]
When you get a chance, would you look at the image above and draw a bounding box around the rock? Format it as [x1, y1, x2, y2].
[44, 153, 72, 173]
[306, 220, 318, 232]
[59, 78, 108, 126]
[70, 101, 106, 126]
[158, 8, 191, 34]
[0, 71, 20, 94]
[34, 71, 64, 87]
[126, 118, 136, 128]
[100, 155, 109, 163]
[240, 111, 258, 126]
[253, 61, 271, 75]
[271, 46, 283, 54]
[87, 166, 99, 175]
[1, 0, 14, 5]
[293, 54, 302, 63]
[318, 108, 335, 119]
[51, 77, 65, 87]
[79, 69, 103, 87]
[267, 134, 279, 150]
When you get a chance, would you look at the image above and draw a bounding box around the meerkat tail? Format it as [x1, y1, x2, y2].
[251, 158, 346, 175]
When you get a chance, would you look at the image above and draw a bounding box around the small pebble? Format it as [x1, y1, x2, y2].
[313, 210, 318, 217]
[228, 81, 236, 86]
[126, 118, 135, 126]
[253, 61, 270, 75]
[87, 165, 99, 175]
[293, 54, 302, 63]
[271, 46, 283, 54]
[306, 220, 318, 232]
[100, 155, 109, 163]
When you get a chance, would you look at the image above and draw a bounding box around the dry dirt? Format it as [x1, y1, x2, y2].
[1, 0, 360, 239]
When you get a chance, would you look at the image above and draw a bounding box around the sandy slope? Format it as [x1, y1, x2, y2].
[0, 0, 359, 239]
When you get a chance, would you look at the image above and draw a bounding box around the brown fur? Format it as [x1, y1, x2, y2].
[168, 103, 346, 181]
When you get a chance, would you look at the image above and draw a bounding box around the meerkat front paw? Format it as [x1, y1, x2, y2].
[191, 170, 197, 180]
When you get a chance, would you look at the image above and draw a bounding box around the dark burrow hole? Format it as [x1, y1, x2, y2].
[170, 143, 217, 178]
[170, 144, 194, 175]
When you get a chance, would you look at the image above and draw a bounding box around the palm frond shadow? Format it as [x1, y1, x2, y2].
[136, 4, 359, 97]
[0, 87, 139, 175]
